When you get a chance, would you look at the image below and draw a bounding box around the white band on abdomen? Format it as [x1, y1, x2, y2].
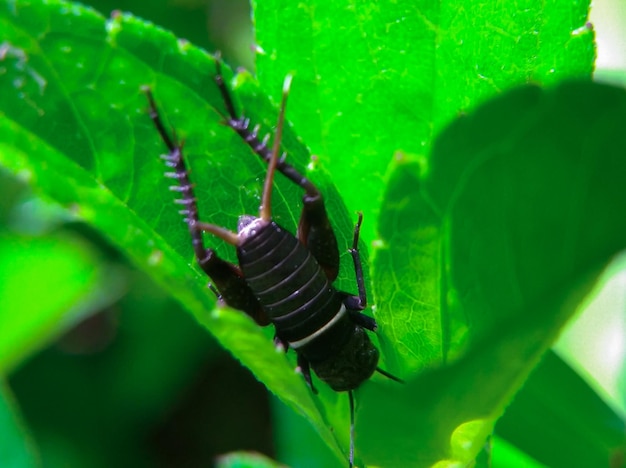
[289, 304, 347, 349]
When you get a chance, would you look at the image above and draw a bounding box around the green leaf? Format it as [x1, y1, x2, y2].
[359, 81, 626, 466]
[492, 436, 546, 468]
[497, 350, 626, 467]
[0, 229, 124, 374]
[373, 155, 446, 375]
[0, 0, 347, 462]
[272, 395, 339, 466]
[216, 451, 284, 468]
[0, 380, 39, 468]
[253, 0, 595, 244]
[252, 0, 597, 410]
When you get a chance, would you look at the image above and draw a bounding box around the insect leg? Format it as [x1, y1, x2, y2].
[340, 213, 378, 332]
[347, 310, 377, 332]
[144, 86, 267, 325]
[349, 390, 355, 468]
[349, 212, 367, 309]
[213, 58, 340, 280]
[297, 354, 317, 394]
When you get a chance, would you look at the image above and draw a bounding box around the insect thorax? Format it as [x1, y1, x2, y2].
[237, 215, 269, 242]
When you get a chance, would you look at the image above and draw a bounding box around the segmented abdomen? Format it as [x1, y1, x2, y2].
[236, 221, 344, 347]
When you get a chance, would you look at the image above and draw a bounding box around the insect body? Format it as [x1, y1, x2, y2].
[237, 214, 379, 391]
[144, 58, 400, 466]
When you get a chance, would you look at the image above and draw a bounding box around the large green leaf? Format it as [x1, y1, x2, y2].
[253, 0, 595, 244]
[253, 0, 596, 383]
[359, 81, 626, 466]
[0, 381, 38, 468]
[0, 230, 123, 374]
[0, 0, 346, 461]
[497, 350, 626, 467]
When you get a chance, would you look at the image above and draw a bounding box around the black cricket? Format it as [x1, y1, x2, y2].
[144, 58, 401, 467]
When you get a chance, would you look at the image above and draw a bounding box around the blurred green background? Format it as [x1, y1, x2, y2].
[2, 0, 626, 467]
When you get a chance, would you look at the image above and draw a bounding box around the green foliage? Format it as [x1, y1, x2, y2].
[0, 381, 38, 468]
[216, 451, 284, 468]
[1, 0, 624, 467]
[497, 350, 626, 467]
[253, 0, 595, 243]
[360, 82, 626, 466]
[0, 231, 123, 373]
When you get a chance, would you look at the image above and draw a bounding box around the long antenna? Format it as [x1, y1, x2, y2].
[349, 390, 355, 468]
[260, 74, 293, 221]
[376, 367, 405, 383]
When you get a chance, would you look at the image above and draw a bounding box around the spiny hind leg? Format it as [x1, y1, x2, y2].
[213, 57, 340, 280]
[143, 86, 267, 325]
[343, 212, 376, 331]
